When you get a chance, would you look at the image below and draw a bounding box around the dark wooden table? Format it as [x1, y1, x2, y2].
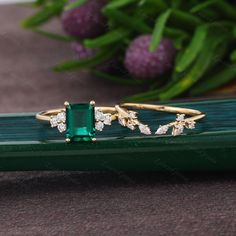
[0, 5, 236, 236]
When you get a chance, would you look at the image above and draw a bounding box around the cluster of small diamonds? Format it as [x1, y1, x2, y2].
[95, 109, 112, 131]
[50, 111, 66, 133]
[155, 114, 196, 136]
[118, 110, 151, 135]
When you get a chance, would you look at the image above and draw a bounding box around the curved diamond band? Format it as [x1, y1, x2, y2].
[36, 101, 205, 142]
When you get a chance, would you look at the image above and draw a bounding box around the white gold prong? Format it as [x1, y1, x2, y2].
[65, 138, 71, 143]
[64, 101, 70, 107]
[92, 138, 96, 142]
[90, 100, 95, 106]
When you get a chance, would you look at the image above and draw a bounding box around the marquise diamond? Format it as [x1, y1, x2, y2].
[139, 124, 151, 135]
[155, 125, 169, 135]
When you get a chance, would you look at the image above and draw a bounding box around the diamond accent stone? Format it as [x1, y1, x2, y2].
[176, 114, 185, 121]
[57, 112, 66, 123]
[172, 125, 184, 136]
[57, 123, 66, 133]
[128, 111, 137, 119]
[139, 124, 151, 135]
[127, 122, 135, 130]
[50, 117, 58, 128]
[186, 121, 196, 129]
[155, 125, 169, 135]
[95, 121, 104, 131]
[103, 114, 112, 125]
[95, 110, 105, 121]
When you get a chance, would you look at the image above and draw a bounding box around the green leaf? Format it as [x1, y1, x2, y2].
[64, 0, 87, 11]
[103, 8, 152, 33]
[230, 50, 236, 62]
[104, 0, 137, 10]
[91, 70, 143, 85]
[32, 28, 77, 42]
[190, 0, 220, 13]
[171, 0, 182, 8]
[176, 25, 208, 72]
[149, 9, 172, 52]
[84, 28, 129, 48]
[34, 0, 47, 6]
[170, 9, 202, 30]
[54, 47, 118, 72]
[22, 2, 65, 28]
[233, 27, 236, 38]
[215, 0, 236, 21]
[143, 0, 168, 9]
[164, 27, 189, 38]
[190, 64, 236, 95]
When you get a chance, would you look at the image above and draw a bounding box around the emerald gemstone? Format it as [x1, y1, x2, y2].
[66, 103, 95, 142]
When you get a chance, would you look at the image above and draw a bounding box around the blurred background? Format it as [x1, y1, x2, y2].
[0, 2, 142, 113]
[1, 0, 236, 113]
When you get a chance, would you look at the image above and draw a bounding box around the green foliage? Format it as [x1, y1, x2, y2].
[84, 28, 129, 48]
[22, 0, 236, 101]
[149, 9, 171, 52]
[22, 0, 66, 28]
[190, 63, 236, 96]
[64, 0, 87, 11]
[54, 47, 119, 72]
[32, 28, 77, 42]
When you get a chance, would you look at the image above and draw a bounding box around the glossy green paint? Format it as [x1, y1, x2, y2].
[0, 99, 235, 171]
[66, 103, 95, 142]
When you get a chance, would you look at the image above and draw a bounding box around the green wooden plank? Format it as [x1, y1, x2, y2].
[0, 99, 235, 171]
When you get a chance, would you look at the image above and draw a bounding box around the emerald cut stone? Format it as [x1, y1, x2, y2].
[66, 103, 95, 142]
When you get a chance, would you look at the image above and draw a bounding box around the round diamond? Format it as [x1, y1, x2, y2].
[95, 121, 104, 131]
[57, 112, 66, 123]
[186, 121, 196, 129]
[50, 117, 58, 128]
[95, 110, 105, 121]
[176, 114, 185, 121]
[57, 123, 66, 133]
[103, 114, 112, 125]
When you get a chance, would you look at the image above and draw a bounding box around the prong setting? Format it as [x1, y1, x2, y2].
[65, 138, 71, 143]
[90, 100, 95, 106]
[64, 101, 70, 108]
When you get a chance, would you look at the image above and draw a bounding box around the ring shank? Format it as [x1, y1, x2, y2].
[121, 103, 203, 116]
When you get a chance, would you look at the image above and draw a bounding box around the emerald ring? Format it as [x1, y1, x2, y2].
[36, 101, 205, 143]
[36, 101, 117, 142]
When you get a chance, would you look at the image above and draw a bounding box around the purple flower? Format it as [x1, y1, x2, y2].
[62, 0, 107, 39]
[125, 35, 176, 79]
